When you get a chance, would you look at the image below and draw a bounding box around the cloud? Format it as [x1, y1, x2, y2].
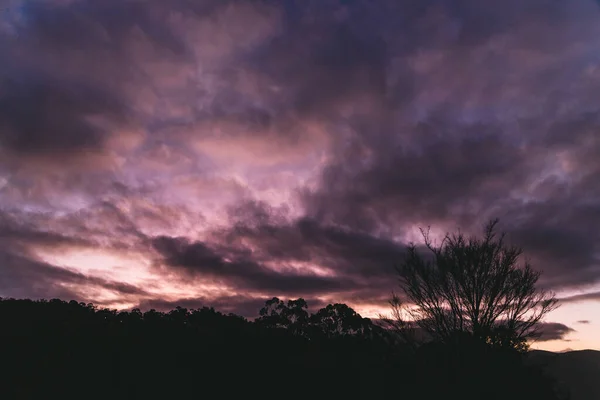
[0, 2, 144, 166]
[0, 249, 148, 303]
[0, 210, 91, 249]
[303, 128, 531, 230]
[150, 234, 356, 296]
[152, 198, 418, 296]
[0, 207, 149, 303]
[0, 75, 129, 158]
[291, 0, 600, 290]
[559, 292, 600, 305]
[536, 322, 576, 342]
[0, 0, 599, 344]
[577, 320, 591, 325]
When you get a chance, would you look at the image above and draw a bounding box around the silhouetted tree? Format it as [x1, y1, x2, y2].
[311, 303, 375, 338]
[391, 219, 558, 351]
[256, 297, 309, 334]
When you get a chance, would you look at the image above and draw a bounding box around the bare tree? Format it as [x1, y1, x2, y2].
[391, 219, 558, 351]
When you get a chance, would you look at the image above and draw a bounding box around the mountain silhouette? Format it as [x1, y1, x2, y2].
[527, 349, 600, 400]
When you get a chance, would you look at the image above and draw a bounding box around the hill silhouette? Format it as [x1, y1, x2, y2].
[0, 297, 573, 400]
[528, 349, 600, 400]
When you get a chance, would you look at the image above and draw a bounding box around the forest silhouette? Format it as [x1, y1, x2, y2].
[0, 221, 570, 399]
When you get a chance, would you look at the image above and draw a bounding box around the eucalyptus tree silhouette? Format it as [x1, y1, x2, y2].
[255, 297, 310, 335]
[311, 303, 377, 338]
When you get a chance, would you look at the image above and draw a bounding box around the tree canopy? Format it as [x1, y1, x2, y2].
[390, 219, 558, 351]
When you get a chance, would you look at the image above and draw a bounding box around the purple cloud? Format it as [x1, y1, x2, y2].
[0, 1, 599, 345]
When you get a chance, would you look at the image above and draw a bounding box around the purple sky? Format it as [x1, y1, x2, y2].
[1, 0, 600, 351]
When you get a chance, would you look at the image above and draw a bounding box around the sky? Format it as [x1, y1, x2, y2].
[0, 0, 599, 352]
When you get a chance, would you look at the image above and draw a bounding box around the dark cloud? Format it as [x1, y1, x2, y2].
[369, 320, 577, 344]
[225, 202, 407, 279]
[303, 127, 530, 231]
[0, 0, 599, 349]
[16, 0, 188, 57]
[151, 234, 354, 296]
[250, 12, 389, 118]
[536, 322, 576, 342]
[289, 0, 600, 291]
[0, 75, 128, 157]
[0, 208, 148, 304]
[0, 249, 148, 303]
[151, 199, 419, 300]
[559, 292, 600, 305]
[0, 0, 200, 165]
[1, 202, 149, 252]
[502, 217, 600, 290]
[0, 209, 92, 249]
[0, 251, 81, 300]
[150, 200, 417, 301]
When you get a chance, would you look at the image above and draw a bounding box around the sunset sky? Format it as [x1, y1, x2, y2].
[1, 0, 599, 352]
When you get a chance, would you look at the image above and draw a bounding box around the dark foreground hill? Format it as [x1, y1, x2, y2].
[0, 298, 571, 400]
[527, 349, 600, 400]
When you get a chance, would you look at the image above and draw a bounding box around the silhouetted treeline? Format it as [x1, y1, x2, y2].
[0, 297, 567, 400]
